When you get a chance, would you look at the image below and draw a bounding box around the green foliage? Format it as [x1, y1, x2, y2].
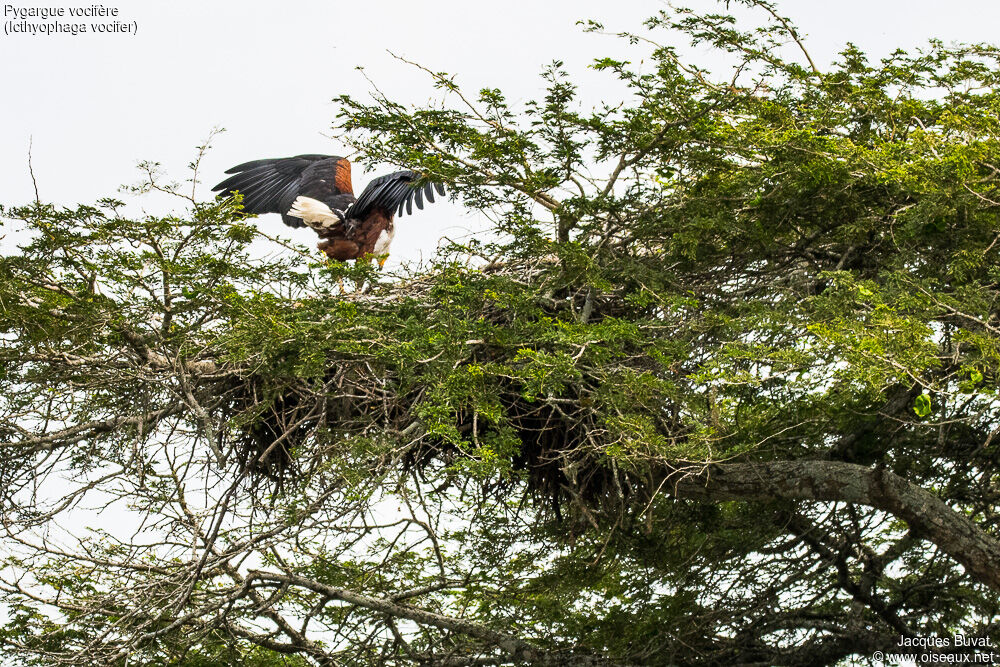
[3, 2, 1000, 665]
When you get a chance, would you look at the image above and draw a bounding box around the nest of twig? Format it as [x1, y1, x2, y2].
[219, 363, 396, 490]
[215, 259, 681, 521]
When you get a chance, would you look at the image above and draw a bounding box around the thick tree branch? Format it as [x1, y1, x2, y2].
[6, 403, 186, 452]
[247, 571, 614, 666]
[671, 461, 1000, 592]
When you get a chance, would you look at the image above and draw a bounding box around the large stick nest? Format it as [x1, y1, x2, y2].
[214, 258, 688, 521]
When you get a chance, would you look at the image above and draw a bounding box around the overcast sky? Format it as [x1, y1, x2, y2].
[4, 0, 1000, 264]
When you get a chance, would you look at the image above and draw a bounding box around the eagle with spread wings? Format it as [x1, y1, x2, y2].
[212, 155, 445, 266]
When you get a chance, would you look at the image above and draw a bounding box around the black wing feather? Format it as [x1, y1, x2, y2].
[223, 154, 330, 175]
[212, 154, 345, 229]
[242, 174, 287, 212]
[347, 170, 446, 221]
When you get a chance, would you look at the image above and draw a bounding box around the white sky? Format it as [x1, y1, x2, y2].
[3, 0, 1000, 265]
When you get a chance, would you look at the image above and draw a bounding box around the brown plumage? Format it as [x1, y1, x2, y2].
[212, 154, 445, 265]
[317, 210, 393, 261]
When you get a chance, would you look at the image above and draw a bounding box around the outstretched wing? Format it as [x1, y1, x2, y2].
[212, 154, 355, 228]
[346, 170, 446, 221]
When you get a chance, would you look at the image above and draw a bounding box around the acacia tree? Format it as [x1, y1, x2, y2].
[3, 2, 1000, 665]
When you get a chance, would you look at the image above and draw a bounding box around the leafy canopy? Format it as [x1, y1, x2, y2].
[2, 2, 1000, 665]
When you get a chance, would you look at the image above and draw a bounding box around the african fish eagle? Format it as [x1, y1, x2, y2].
[212, 154, 445, 266]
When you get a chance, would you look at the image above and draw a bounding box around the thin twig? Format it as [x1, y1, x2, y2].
[28, 136, 41, 205]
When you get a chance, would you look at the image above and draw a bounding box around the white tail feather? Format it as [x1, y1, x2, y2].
[288, 196, 341, 229]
